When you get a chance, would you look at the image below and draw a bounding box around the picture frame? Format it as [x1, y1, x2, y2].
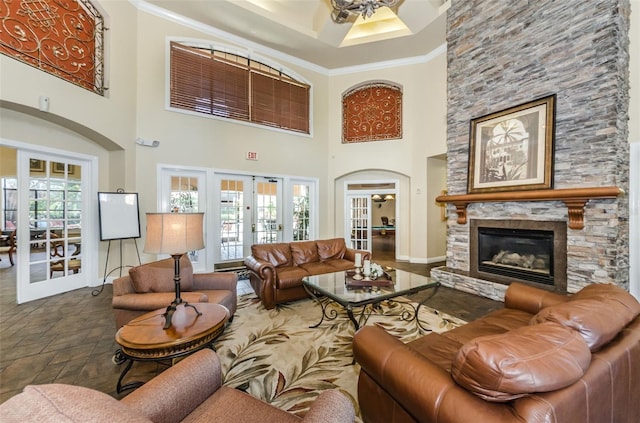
[468, 94, 556, 194]
[29, 159, 45, 172]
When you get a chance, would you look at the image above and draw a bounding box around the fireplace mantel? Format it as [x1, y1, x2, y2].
[436, 186, 623, 230]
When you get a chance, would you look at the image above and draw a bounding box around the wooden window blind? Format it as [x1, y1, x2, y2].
[170, 42, 310, 134]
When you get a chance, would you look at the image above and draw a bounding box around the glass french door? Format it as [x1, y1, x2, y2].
[215, 174, 283, 264]
[17, 153, 90, 303]
[159, 169, 207, 272]
[347, 195, 371, 251]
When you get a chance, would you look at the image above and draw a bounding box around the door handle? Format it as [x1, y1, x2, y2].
[251, 224, 256, 233]
[278, 224, 283, 231]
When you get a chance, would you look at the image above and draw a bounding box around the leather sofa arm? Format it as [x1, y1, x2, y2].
[122, 349, 222, 423]
[354, 326, 513, 423]
[244, 255, 275, 277]
[302, 390, 356, 423]
[505, 282, 569, 314]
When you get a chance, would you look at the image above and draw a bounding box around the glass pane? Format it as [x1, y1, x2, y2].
[293, 183, 310, 241]
[220, 179, 244, 261]
[255, 181, 277, 244]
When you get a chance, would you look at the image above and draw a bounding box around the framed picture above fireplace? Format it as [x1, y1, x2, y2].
[468, 94, 556, 194]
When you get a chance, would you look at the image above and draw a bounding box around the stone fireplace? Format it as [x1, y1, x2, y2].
[469, 220, 567, 293]
[430, 0, 629, 302]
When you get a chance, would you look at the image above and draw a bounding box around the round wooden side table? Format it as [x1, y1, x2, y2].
[114, 303, 229, 393]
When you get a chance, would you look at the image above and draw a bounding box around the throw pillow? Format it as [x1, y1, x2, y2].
[290, 240, 319, 265]
[129, 256, 194, 293]
[0, 384, 152, 422]
[451, 322, 591, 402]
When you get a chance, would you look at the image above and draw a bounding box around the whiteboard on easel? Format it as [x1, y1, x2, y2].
[98, 192, 141, 241]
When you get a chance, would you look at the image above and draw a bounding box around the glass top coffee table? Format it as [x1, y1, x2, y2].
[302, 268, 439, 330]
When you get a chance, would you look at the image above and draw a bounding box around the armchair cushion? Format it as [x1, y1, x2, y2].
[129, 256, 194, 293]
[451, 322, 591, 402]
[0, 384, 151, 423]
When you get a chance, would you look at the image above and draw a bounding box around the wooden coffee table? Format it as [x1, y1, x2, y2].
[114, 303, 229, 393]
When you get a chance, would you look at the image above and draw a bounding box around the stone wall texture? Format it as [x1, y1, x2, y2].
[433, 0, 631, 300]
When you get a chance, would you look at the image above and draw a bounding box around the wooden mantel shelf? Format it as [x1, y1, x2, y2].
[435, 186, 623, 230]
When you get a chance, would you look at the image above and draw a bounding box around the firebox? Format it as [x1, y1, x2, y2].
[470, 220, 567, 292]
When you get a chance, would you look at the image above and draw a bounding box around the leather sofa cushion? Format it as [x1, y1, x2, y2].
[129, 256, 193, 293]
[251, 243, 292, 268]
[317, 238, 347, 261]
[299, 261, 339, 275]
[276, 266, 310, 289]
[531, 287, 640, 351]
[290, 241, 319, 265]
[0, 384, 151, 422]
[451, 322, 591, 402]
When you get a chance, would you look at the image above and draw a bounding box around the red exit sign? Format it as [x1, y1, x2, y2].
[246, 151, 258, 160]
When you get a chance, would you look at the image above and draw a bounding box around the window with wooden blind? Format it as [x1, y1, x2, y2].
[0, 0, 105, 95]
[170, 42, 310, 134]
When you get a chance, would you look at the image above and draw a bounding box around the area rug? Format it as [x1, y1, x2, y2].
[211, 293, 466, 421]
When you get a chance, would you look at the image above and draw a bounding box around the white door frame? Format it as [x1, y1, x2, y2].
[1, 140, 98, 304]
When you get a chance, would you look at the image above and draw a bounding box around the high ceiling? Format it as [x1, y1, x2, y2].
[139, 0, 448, 70]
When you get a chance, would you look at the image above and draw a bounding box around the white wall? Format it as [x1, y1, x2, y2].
[328, 50, 448, 262]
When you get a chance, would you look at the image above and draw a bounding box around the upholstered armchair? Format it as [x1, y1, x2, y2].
[112, 256, 237, 329]
[0, 349, 356, 423]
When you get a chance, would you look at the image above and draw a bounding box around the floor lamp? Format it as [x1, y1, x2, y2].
[144, 212, 205, 330]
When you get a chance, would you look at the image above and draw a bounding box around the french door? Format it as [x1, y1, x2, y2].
[158, 169, 207, 272]
[215, 174, 283, 264]
[17, 152, 93, 303]
[347, 195, 371, 251]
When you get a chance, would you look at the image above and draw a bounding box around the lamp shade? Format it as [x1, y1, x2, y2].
[144, 212, 204, 255]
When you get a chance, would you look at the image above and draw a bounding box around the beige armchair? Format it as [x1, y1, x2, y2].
[0, 349, 356, 423]
[112, 256, 238, 329]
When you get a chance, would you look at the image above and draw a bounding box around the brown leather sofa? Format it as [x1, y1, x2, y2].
[244, 238, 370, 309]
[112, 256, 237, 329]
[0, 349, 355, 423]
[353, 282, 640, 423]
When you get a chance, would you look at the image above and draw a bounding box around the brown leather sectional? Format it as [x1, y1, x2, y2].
[353, 282, 640, 423]
[244, 238, 370, 309]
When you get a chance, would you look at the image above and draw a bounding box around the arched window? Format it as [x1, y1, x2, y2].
[0, 0, 105, 95]
[342, 81, 402, 143]
[170, 41, 310, 134]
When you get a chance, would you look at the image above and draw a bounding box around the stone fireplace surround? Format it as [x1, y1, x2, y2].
[430, 0, 630, 302]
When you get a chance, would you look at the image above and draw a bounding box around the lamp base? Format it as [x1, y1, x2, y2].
[163, 300, 202, 330]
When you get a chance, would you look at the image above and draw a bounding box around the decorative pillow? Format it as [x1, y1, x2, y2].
[451, 322, 591, 402]
[317, 238, 347, 261]
[290, 241, 319, 265]
[531, 288, 640, 351]
[129, 256, 193, 293]
[0, 384, 151, 422]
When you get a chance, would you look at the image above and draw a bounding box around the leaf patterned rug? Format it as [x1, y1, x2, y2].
[211, 294, 466, 421]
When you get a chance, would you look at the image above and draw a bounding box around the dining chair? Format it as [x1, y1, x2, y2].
[0, 230, 16, 266]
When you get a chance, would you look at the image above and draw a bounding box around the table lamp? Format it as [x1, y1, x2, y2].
[144, 212, 205, 329]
